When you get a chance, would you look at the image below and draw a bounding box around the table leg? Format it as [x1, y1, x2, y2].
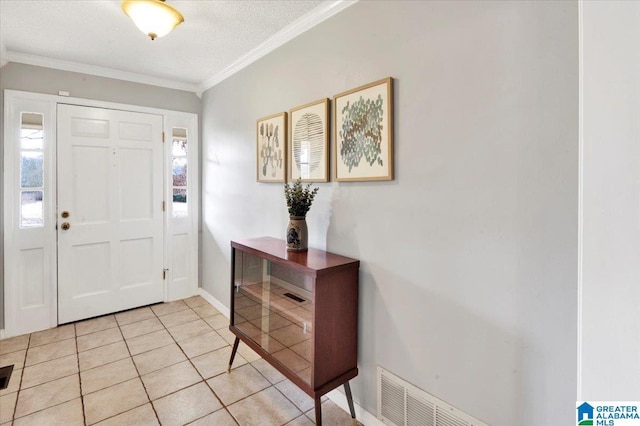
[314, 396, 322, 425]
[227, 337, 240, 373]
[344, 382, 357, 425]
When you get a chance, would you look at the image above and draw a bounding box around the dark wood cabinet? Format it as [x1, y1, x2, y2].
[227, 237, 359, 425]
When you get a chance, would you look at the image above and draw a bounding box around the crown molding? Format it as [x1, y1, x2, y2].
[2, 0, 356, 95]
[4, 50, 200, 93]
[198, 0, 358, 93]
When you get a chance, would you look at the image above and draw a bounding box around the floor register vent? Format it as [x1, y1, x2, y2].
[377, 366, 489, 426]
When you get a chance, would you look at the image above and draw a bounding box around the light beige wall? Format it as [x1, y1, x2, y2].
[0, 62, 201, 330]
[581, 0, 640, 399]
[201, 1, 578, 425]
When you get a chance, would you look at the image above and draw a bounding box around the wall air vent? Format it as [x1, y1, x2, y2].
[377, 366, 489, 426]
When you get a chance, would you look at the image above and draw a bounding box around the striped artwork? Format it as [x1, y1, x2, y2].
[288, 98, 329, 182]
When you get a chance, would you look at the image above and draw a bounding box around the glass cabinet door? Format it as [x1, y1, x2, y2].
[233, 251, 313, 384]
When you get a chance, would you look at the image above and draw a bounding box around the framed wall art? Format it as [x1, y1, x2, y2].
[333, 77, 394, 181]
[288, 98, 330, 182]
[256, 112, 287, 183]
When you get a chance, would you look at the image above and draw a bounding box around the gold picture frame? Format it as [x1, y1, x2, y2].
[256, 112, 287, 183]
[288, 98, 330, 182]
[333, 77, 394, 181]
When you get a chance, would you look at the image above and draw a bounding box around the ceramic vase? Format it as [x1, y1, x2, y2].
[286, 216, 308, 251]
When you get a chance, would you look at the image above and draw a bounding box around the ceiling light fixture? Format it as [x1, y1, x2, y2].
[121, 0, 184, 41]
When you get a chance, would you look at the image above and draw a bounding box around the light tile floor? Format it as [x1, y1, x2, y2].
[0, 296, 361, 426]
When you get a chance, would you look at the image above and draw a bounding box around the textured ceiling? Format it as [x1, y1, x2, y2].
[0, 0, 333, 91]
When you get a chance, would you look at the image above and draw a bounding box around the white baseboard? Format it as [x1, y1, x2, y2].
[326, 388, 383, 426]
[198, 287, 380, 425]
[198, 287, 230, 318]
[0, 329, 5, 340]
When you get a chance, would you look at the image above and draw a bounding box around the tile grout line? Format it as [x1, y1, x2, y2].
[10, 356, 26, 406]
[152, 299, 280, 424]
[18, 337, 75, 368]
[215, 347, 312, 426]
[166, 304, 241, 425]
[4, 297, 326, 426]
[144, 301, 239, 423]
[8, 316, 163, 425]
[229, 330, 313, 423]
[226, 299, 324, 425]
[116, 307, 163, 426]
[1, 303, 177, 425]
[10, 333, 31, 423]
[7, 330, 84, 424]
[73, 310, 164, 425]
[201, 306, 309, 425]
[74, 322, 89, 426]
[77, 308, 165, 426]
[234, 327, 318, 426]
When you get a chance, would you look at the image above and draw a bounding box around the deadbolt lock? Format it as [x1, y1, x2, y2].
[61, 211, 70, 218]
[61, 222, 71, 230]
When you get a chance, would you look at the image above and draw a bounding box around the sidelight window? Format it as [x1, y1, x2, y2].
[19, 113, 45, 228]
[171, 127, 188, 218]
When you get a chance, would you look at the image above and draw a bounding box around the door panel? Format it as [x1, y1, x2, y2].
[120, 237, 153, 287]
[70, 117, 109, 138]
[20, 248, 46, 307]
[120, 148, 153, 219]
[73, 146, 110, 222]
[72, 242, 111, 296]
[57, 104, 164, 324]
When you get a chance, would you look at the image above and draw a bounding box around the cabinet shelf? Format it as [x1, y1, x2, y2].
[228, 237, 360, 425]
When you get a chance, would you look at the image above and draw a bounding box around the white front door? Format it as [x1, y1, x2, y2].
[57, 104, 164, 324]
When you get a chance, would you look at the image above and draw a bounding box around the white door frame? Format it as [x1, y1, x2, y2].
[2, 89, 199, 338]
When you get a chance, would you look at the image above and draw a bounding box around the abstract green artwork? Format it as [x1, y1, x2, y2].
[334, 77, 393, 181]
[339, 94, 384, 172]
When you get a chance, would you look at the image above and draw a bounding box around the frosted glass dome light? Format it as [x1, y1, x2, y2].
[121, 0, 184, 40]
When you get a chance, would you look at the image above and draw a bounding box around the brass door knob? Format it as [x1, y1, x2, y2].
[61, 211, 70, 218]
[61, 222, 71, 230]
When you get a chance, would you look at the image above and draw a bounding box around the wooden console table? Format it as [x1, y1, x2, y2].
[227, 237, 359, 425]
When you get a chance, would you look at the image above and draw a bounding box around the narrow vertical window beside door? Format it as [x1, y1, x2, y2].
[172, 128, 188, 218]
[19, 113, 45, 228]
